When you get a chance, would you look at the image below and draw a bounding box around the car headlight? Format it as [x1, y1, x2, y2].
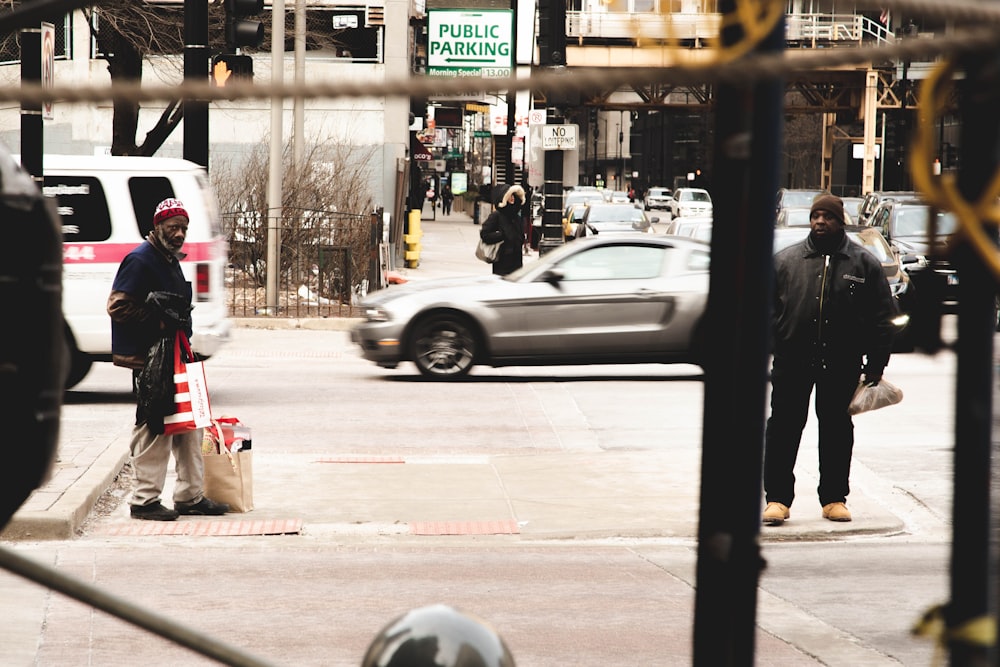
[364, 306, 390, 322]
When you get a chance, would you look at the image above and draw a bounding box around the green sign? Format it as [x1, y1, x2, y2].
[427, 9, 513, 78]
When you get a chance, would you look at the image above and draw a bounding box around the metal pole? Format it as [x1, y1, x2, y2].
[535, 0, 565, 255]
[20, 26, 42, 183]
[183, 0, 209, 169]
[292, 0, 305, 171]
[946, 50, 999, 667]
[265, 0, 285, 312]
[692, 2, 784, 664]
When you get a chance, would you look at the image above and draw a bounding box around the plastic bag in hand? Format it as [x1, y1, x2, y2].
[145, 291, 192, 330]
[848, 378, 903, 415]
[135, 334, 175, 433]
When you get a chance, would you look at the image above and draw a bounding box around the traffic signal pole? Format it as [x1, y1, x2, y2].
[535, 0, 566, 255]
[183, 0, 209, 169]
[692, 3, 784, 664]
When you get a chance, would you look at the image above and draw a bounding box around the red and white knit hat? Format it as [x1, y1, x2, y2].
[152, 198, 189, 226]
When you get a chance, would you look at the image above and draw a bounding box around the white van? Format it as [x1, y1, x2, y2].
[35, 154, 232, 388]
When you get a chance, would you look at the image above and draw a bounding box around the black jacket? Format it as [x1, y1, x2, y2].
[772, 232, 895, 375]
[480, 184, 526, 276]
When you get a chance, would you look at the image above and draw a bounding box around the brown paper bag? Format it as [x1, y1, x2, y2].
[203, 449, 254, 513]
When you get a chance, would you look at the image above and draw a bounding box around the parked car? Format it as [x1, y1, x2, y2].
[856, 190, 918, 226]
[841, 196, 864, 221]
[562, 203, 589, 240]
[350, 235, 711, 378]
[775, 187, 829, 216]
[666, 214, 712, 237]
[667, 188, 713, 220]
[574, 203, 657, 238]
[643, 187, 673, 211]
[867, 199, 959, 312]
[603, 190, 632, 205]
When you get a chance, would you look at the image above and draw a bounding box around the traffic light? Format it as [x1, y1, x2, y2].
[225, 0, 265, 51]
[212, 54, 254, 85]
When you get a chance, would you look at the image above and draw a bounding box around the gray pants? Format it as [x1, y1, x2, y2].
[129, 424, 205, 508]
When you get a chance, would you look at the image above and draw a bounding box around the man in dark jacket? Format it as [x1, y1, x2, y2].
[479, 183, 527, 276]
[107, 198, 229, 521]
[763, 194, 896, 525]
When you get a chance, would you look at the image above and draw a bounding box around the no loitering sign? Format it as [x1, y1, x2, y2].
[541, 124, 578, 150]
[427, 9, 513, 78]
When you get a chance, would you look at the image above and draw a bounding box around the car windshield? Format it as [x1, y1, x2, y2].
[781, 191, 824, 207]
[779, 208, 812, 227]
[649, 189, 669, 197]
[894, 208, 959, 237]
[554, 243, 667, 280]
[681, 190, 711, 202]
[587, 205, 645, 223]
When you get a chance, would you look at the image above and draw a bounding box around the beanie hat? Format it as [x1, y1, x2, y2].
[810, 194, 845, 225]
[153, 198, 189, 226]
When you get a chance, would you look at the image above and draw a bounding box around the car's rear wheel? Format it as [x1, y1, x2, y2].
[410, 313, 477, 378]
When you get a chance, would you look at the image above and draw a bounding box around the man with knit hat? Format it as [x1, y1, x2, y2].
[763, 193, 896, 525]
[107, 198, 229, 521]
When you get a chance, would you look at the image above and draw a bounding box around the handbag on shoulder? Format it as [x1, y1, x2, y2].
[475, 238, 501, 263]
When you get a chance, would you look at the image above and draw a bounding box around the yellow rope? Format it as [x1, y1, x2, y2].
[909, 58, 1000, 281]
[912, 603, 996, 666]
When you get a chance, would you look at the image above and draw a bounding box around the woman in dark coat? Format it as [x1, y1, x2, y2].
[479, 183, 526, 276]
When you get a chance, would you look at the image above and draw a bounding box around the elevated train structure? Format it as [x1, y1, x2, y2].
[546, 6, 950, 195]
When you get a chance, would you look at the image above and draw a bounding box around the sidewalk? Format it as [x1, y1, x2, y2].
[1, 205, 906, 543]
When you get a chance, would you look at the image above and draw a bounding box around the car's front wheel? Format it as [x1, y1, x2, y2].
[410, 313, 477, 378]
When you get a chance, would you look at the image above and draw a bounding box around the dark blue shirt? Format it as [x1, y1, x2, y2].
[110, 240, 193, 357]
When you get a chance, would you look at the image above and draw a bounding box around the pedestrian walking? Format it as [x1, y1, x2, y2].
[441, 184, 454, 215]
[107, 198, 230, 521]
[479, 183, 526, 276]
[763, 194, 896, 525]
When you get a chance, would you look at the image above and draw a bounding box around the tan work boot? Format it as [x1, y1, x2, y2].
[762, 502, 790, 526]
[822, 502, 852, 522]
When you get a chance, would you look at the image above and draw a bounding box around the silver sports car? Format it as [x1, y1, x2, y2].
[350, 235, 711, 378]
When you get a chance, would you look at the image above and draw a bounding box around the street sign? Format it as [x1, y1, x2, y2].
[41, 22, 54, 120]
[541, 124, 578, 150]
[427, 9, 513, 78]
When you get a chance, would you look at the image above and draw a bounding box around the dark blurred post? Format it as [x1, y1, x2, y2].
[20, 25, 42, 182]
[947, 50, 1000, 667]
[535, 0, 566, 255]
[184, 0, 209, 169]
[692, 2, 784, 664]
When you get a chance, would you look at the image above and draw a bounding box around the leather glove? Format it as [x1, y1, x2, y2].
[863, 367, 883, 387]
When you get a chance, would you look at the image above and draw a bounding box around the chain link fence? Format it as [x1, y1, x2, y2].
[223, 207, 385, 318]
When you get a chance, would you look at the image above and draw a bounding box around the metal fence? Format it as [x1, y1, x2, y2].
[223, 208, 385, 319]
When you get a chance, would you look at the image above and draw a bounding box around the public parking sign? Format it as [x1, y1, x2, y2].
[427, 9, 513, 78]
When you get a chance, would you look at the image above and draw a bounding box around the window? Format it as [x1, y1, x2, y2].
[557, 244, 666, 281]
[45, 177, 113, 242]
[129, 177, 177, 237]
[0, 14, 71, 65]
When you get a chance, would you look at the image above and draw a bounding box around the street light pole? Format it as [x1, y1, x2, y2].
[619, 110, 625, 192]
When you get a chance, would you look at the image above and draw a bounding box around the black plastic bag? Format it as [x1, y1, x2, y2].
[145, 290, 192, 330]
[135, 334, 175, 433]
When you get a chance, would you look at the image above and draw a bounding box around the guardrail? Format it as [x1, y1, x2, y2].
[566, 11, 894, 47]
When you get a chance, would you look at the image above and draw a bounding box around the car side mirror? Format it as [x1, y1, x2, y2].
[540, 268, 565, 287]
